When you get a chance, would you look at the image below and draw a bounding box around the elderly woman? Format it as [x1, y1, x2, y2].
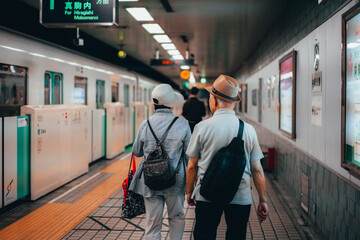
[129, 84, 191, 240]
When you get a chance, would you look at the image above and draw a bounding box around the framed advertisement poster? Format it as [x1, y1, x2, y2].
[278, 50, 296, 139]
[341, 4, 360, 177]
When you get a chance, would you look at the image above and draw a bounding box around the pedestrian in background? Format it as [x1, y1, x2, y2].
[186, 75, 269, 240]
[182, 87, 206, 132]
[129, 84, 191, 240]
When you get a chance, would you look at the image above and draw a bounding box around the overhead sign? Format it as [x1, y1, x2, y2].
[40, 0, 119, 27]
[150, 59, 195, 66]
[180, 70, 190, 80]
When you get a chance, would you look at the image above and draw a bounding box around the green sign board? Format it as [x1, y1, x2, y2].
[40, 0, 119, 27]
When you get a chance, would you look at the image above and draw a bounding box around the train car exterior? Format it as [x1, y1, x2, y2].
[0, 28, 158, 204]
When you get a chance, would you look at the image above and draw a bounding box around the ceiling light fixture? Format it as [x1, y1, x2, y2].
[142, 24, 165, 34]
[172, 55, 184, 60]
[119, 0, 138, 1]
[180, 65, 190, 70]
[161, 43, 176, 50]
[153, 34, 172, 43]
[167, 50, 181, 55]
[126, 8, 154, 21]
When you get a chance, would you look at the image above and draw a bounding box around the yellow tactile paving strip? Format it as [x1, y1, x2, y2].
[0, 156, 140, 240]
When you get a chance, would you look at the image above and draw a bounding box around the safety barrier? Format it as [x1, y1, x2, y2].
[1, 116, 30, 207]
[103, 103, 126, 159]
[21, 105, 89, 200]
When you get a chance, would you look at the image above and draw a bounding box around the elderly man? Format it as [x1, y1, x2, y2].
[186, 75, 269, 240]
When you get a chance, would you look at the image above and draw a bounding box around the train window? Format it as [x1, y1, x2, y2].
[133, 86, 136, 102]
[143, 88, 147, 104]
[138, 87, 143, 102]
[44, 73, 50, 105]
[74, 76, 87, 105]
[148, 88, 152, 102]
[124, 84, 130, 107]
[96, 80, 105, 109]
[111, 82, 119, 102]
[0, 63, 27, 117]
[44, 71, 63, 105]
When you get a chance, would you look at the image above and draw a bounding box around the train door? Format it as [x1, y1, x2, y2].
[111, 82, 119, 102]
[44, 71, 63, 105]
[0, 63, 27, 117]
[124, 84, 131, 146]
[96, 80, 105, 109]
[74, 76, 87, 105]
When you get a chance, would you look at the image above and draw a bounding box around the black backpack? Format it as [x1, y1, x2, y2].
[142, 117, 181, 190]
[200, 119, 246, 205]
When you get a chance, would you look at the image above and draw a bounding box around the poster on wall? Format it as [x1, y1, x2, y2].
[271, 75, 278, 113]
[279, 51, 297, 139]
[311, 96, 322, 126]
[265, 78, 271, 108]
[252, 89, 257, 106]
[312, 72, 322, 92]
[342, 5, 360, 176]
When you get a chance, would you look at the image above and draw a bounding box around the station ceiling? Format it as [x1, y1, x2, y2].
[15, 0, 288, 87]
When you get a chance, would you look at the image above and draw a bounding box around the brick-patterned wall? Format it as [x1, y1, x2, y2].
[247, 118, 360, 240]
[236, 0, 351, 78]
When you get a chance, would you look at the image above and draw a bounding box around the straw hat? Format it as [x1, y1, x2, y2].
[152, 84, 184, 107]
[205, 75, 241, 102]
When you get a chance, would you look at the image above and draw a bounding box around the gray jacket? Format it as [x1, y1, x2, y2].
[129, 109, 191, 197]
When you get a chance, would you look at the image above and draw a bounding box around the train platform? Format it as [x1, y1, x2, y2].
[0, 152, 317, 240]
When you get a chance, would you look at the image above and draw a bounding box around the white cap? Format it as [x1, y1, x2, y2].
[152, 84, 184, 107]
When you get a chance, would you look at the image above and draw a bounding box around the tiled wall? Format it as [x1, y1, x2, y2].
[248, 119, 360, 240]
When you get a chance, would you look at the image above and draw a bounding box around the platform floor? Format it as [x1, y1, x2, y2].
[0, 153, 317, 240]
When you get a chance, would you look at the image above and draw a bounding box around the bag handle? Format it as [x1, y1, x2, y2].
[147, 116, 179, 144]
[238, 119, 244, 138]
[127, 152, 136, 175]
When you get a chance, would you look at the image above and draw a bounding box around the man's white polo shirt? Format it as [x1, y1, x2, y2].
[186, 108, 263, 205]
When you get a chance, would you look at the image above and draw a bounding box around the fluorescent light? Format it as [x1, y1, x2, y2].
[126, 8, 154, 21]
[161, 43, 176, 50]
[180, 65, 190, 70]
[142, 24, 164, 34]
[119, 0, 138, 1]
[153, 34, 172, 43]
[167, 50, 180, 55]
[172, 55, 184, 60]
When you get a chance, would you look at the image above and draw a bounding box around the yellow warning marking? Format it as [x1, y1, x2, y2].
[0, 156, 141, 240]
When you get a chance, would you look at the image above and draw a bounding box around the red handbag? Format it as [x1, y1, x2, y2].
[121, 153, 145, 219]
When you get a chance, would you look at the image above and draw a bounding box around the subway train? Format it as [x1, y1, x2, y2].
[0, 28, 182, 207]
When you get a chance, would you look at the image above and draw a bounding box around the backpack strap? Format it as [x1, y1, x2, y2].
[147, 117, 179, 144]
[147, 119, 159, 143]
[238, 119, 244, 138]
